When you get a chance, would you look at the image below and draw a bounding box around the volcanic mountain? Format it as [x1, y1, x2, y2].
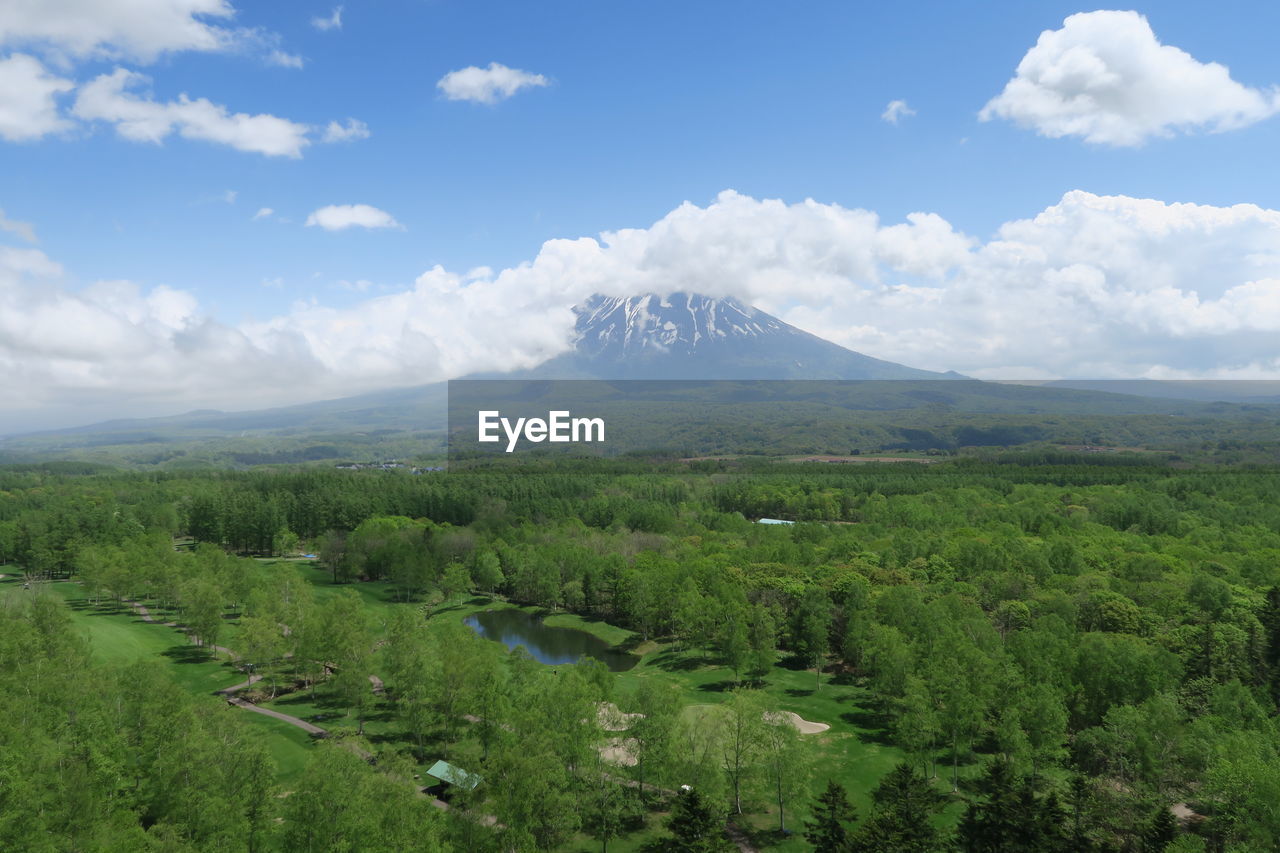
[503, 292, 953, 380]
[19, 291, 1266, 454]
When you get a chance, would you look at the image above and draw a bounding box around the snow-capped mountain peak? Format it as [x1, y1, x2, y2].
[574, 292, 788, 358]
[495, 291, 949, 380]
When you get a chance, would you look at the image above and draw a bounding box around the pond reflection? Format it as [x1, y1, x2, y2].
[464, 608, 637, 672]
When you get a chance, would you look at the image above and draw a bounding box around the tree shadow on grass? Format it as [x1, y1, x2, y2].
[828, 670, 858, 687]
[648, 648, 701, 672]
[73, 600, 134, 619]
[364, 730, 404, 746]
[839, 707, 897, 745]
[697, 679, 743, 693]
[274, 690, 344, 713]
[785, 687, 816, 698]
[161, 644, 215, 665]
[614, 634, 650, 653]
[776, 652, 809, 671]
[431, 600, 477, 617]
[369, 585, 420, 604]
[364, 706, 396, 724]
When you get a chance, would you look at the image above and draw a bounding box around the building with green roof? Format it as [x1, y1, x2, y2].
[424, 760, 482, 791]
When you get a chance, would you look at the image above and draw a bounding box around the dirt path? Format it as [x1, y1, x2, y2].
[217, 674, 263, 695]
[109, 589, 489, 823]
[225, 697, 328, 735]
[725, 820, 760, 853]
[113, 597, 326, 737]
[123, 598, 237, 659]
[123, 599, 177, 627]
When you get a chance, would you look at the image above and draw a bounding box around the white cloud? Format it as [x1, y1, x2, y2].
[0, 53, 74, 142]
[267, 49, 304, 69]
[981, 10, 1280, 146]
[437, 62, 548, 105]
[72, 68, 312, 157]
[0, 5, 346, 157]
[305, 204, 401, 231]
[9, 189, 1280, 432]
[0, 208, 37, 243]
[0, 0, 241, 64]
[881, 99, 915, 124]
[222, 189, 238, 204]
[321, 118, 369, 143]
[252, 207, 273, 220]
[311, 6, 343, 32]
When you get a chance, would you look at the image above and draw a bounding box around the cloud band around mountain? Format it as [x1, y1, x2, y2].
[4, 189, 1280, 431]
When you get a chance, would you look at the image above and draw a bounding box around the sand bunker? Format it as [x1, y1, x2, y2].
[764, 710, 830, 734]
[599, 737, 639, 766]
[597, 702, 645, 732]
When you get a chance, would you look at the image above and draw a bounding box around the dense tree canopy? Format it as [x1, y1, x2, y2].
[3, 455, 1280, 850]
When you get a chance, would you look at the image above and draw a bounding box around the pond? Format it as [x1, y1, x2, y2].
[463, 608, 637, 672]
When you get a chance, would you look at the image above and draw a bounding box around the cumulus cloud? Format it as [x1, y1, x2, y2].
[311, 6, 343, 32]
[0, 0, 242, 64]
[72, 68, 312, 157]
[0, 5, 353, 156]
[437, 62, 549, 104]
[8, 189, 1280, 432]
[266, 49, 303, 69]
[0, 3, 315, 155]
[0, 208, 37, 243]
[0, 53, 74, 142]
[304, 204, 401, 231]
[321, 118, 369, 142]
[881, 99, 915, 124]
[981, 10, 1280, 146]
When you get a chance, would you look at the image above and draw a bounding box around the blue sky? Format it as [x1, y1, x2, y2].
[4, 1, 1280, 430]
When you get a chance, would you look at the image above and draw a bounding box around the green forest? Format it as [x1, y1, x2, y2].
[3, 454, 1280, 851]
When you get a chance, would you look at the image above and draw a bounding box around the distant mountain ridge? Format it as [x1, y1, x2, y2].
[496, 292, 955, 380]
[9, 292, 1278, 453]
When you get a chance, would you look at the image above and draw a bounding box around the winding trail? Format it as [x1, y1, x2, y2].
[116, 597, 331, 739]
[212, 674, 332, 737]
[216, 674, 263, 695]
[123, 599, 237, 659]
[225, 696, 328, 735]
[108, 589, 685, 843]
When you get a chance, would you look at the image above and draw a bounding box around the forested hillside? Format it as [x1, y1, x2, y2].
[2, 457, 1279, 851]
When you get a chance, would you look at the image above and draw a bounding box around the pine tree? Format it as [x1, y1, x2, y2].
[957, 758, 1021, 851]
[851, 763, 948, 853]
[804, 780, 857, 852]
[1065, 774, 1101, 853]
[1143, 806, 1178, 852]
[957, 758, 1069, 852]
[666, 787, 730, 852]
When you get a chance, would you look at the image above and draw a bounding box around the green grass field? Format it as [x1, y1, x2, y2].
[8, 580, 318, 786]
